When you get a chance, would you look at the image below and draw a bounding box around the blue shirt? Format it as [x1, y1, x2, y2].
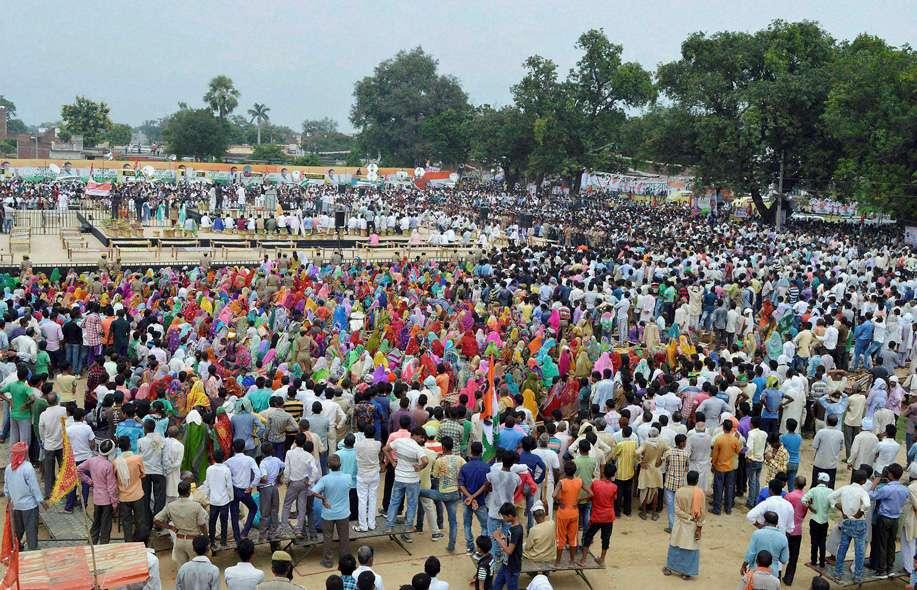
[870, 481, 910, 519]
[231, 413, 261, 451]
[114, 419, 144, 453]
[497, 426, 524, 452]
[751, 377, 766, 405]
[337, 447, 358, 484]
[518, 451, 546, 484]
[761, 389, 782, 420]
[458, 457, 490, 503]
[780, 433, 802, 465]
[745, 526, 790, 576]
[312, 471, 353, 521]
[3, 462, 43, 511]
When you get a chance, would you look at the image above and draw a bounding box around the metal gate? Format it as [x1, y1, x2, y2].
[13, 209, 80, 234]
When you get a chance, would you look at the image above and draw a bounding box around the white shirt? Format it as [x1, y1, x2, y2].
[828, 483, 871, 520]
[205, 463, 233, 507]
[38, 405, 68, 451]
[391, 437, 425, 483]
[67, 422, 96, 462]
[355, 438, 382, 478]
[142, 548, 161, 590]
[224, 561, 265, 590]
[746, 495, 797, 534]
[353, 566, 384, 590]
[429, 577, 449, 590]
[873, 438, 901, 474]
[746, 428, 768, 462]
[284, 446, 320, 484]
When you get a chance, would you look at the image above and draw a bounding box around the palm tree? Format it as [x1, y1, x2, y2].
[247, 103, 271, 145]
[203, 75, 240, 119]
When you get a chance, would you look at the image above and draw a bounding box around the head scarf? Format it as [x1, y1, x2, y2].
[10, 442, 27, 470]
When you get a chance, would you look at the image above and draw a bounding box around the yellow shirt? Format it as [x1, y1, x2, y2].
[613, 440, 638, 480]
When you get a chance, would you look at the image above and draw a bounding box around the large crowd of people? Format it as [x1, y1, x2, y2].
[0, 179, 915, 589]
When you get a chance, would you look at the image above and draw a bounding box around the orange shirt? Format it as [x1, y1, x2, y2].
[116, 454, 145, 502]
[556, 477, 583, 519]
[711, 434, 742, 473]
[435, 373, 450, 396]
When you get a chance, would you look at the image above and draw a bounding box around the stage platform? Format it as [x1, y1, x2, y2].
[805, 557, 909, 587]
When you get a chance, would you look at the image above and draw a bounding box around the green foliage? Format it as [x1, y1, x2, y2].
[290, 153, 321, 166]
[6, 119, 26, 135]
[345, 148, 363, 167]
[162, 108, 229, 160]
[247, 103, 270, 144]
[508, 29, 654, 191]
[351, 47, 470, 166]
[0, 96, 15, 119]
[105, 123, 133, 146]
[301, 118, 354, 154]
[204, 75, 240, 119]
[822, 35, 917, 219]
[468, 105, 534, 189]
[60, 96, 113, 147]
[0, 139, 16, 155]
[137, 119, 165, 142]
[250, 143, 288, 163]
[420, 108, 472, 166]
[652, 20, 838, 219]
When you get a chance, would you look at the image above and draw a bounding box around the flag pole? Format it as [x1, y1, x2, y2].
[77, 486, 101, 590]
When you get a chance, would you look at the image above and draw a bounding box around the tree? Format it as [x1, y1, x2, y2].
[250, 143, 287, 163]
[420, 108, 472, 166]
[345, 148, 363, 167]
[137, 118, 165, 143]
[60, 96, 113, 146]
[654, 20, 838, 220]
[204, 75, 240, 119]
[104, 123, 133, 146]
[247, 103, 270, 144]
[510, 30, 654, 192]
[468, 105, 534, 190]
[301, 118, 354, 153]
[822, 35, 917, 219]
[351, 47, 470, 165]
[0, 96, 15, 120]
[162, 108, 229, 160]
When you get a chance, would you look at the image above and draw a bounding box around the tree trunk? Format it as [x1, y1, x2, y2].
[570, 171, 583, 195]
[750, 187, 776, 223]
[256, 124, 261, 145]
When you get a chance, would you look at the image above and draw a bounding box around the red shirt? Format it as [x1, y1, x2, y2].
[590, 479, 618, 524]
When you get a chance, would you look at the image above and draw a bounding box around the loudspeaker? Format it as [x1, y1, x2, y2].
[335, 210, 346, 229]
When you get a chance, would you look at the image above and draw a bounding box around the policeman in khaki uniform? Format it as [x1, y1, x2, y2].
[153, 480, 208, 566]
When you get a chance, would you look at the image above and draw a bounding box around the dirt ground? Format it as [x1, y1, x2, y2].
[2, 379, 910, 590]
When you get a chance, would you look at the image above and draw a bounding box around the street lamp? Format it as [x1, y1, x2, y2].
[30, 136, 37, 158]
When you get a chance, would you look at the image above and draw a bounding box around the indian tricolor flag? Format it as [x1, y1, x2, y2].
[480, 356, 499, 461]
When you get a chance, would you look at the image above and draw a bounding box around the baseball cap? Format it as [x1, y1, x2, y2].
[531, 501, 546, 513]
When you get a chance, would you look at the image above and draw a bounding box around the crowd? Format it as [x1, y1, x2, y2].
[0, 184, 915, 589]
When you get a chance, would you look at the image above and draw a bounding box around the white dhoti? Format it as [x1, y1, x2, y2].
[688, 460, 711, 492]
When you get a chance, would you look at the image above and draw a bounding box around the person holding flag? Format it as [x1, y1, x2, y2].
[3, 442, 45, 551]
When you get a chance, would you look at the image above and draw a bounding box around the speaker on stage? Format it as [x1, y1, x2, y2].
[335, 210, 347, 229]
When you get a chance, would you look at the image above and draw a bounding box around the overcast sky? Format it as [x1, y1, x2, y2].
[4, 0, 914, 132]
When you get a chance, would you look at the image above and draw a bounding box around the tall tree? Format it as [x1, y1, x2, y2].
[468, 105, 534, 190]
[655, 20, 837, 220]
[162, 108, 229, 160]
[511, 30, 654, 192]
[0, 96, 16, 120]
[204, 75, 240, 119]
[60, 96, 113, 146]
[301, 118, 353, 153]
[247, 103, 270, 144]
[105, 123, 133, 146]
[351, 47, 470, 165]
[420, 108, 472, 166]
[822, 35, 917, 219]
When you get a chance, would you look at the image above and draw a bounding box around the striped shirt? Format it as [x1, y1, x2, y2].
[283, 398, 304, 420]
